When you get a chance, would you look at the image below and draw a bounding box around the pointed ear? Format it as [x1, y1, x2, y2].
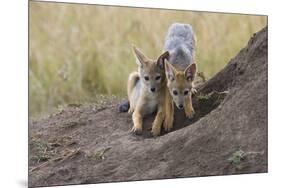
[165, 60, 176, 81]
[156, 51, 169, 69]
[184, 63, 197, 81]
[132, 45, 148, 67]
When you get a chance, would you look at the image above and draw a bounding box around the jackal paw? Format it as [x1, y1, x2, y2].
[163, 119, 173, 132]
[185, 108, 195, 119]
[131, 126, 142, 135]
[151, 124, 161, 137]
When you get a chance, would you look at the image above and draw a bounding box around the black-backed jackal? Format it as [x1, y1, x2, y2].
[127, 46, 169, 136]
[162, 23, 197, 131]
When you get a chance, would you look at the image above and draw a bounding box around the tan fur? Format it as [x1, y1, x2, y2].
[184, 93, 195, 118]
[163, 87, 174, 132]
[127, 71, 139, 114]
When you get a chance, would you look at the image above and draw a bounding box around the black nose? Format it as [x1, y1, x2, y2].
[150, 88, 156, 92]
[178, 104, 184, 109]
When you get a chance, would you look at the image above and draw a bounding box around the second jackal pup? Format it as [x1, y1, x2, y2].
[128, 46, 169, 136]
[164, 23, 197, 122]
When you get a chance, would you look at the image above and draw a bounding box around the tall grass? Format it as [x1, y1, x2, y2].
[29, 1, 267, 118]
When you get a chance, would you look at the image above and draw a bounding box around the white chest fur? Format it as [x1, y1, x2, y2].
[141, 91, 159, 115]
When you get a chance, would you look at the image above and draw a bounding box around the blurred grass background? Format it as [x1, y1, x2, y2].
[29, 1, 267, 118]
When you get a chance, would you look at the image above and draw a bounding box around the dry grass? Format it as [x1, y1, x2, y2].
[29, 1, 267, 117]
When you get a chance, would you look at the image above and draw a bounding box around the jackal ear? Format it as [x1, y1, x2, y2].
[165, 60, 176, 81]
[184, 63, 197, 81]
[132, 45, 148, 67]
[157, 51, 169, 69]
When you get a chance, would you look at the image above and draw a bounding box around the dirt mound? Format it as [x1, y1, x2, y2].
[29, 27, 268, 187]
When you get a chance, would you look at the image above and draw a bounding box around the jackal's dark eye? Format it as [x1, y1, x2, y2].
[184, 90, 189, 95]
[144, 76, 149, 81]
[155, 76, 161, 80]
[173, 90, 178, 96]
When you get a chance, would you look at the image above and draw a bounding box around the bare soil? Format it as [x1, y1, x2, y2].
[29, 27, 268, 187]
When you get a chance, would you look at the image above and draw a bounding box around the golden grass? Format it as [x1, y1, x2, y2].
[29, 1, 267, 117]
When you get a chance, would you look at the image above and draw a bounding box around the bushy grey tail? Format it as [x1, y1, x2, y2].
[119, 100, 130, 113]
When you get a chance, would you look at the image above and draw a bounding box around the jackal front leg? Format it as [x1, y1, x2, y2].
[185, 95, 195, 119]
[151, 108, 164, 137]
[163, 100, 174, 132]
[131, 109, 143, 135]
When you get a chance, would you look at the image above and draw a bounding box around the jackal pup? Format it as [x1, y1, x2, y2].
[163, 23, 197, 130]
[128, 46, 169, 136]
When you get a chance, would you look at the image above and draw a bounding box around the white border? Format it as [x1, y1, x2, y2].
[37, 0, 269, 15]
[1, 0, 280, 188]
